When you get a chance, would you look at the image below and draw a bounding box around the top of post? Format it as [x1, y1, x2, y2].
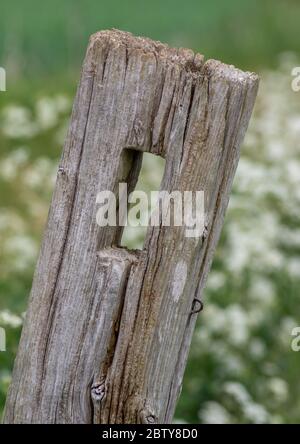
[88, 29, 259, 85]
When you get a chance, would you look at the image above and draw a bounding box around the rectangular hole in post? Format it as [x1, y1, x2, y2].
[119, 151, 165, 250]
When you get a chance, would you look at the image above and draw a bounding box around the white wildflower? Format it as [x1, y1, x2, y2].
[225, 305, 249, 346]
[1, 105, 38, 138]
[285, 257, 300, 278]
[243, 402, 269, 424]
[54, 95, 71, 113]
[22, 157, 56, 189]
[0, 310, 23, 328]
[279, 317, 298, 347]
[36, 97, 59, 129]
[200, 401, 231, 424]
[268, 378, 289, 403]
[223, 382, 251, 406]
[202, 304, 227, 334]
[0, 147, 29, 180]
[248, 277, 276, 307]
[206, 271, 226, 291]
[4, 235, 38, 271]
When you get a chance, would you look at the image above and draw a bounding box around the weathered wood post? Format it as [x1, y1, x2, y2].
[4, 30, 258, 424]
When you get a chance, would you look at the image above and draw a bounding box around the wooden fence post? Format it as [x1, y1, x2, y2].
[4, 30, 259, 424]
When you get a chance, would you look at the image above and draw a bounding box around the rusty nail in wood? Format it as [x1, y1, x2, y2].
[191, 298, 204, 315]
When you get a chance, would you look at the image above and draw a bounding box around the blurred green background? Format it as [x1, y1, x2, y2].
[1, 0, 300, 424]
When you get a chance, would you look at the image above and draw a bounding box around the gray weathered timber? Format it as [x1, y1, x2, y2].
[4, 30, 259, 424]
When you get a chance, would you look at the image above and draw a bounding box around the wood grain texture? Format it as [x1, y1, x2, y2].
[4, 30, 259, 424]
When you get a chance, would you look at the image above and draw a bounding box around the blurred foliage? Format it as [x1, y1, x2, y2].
[1, 0, 300, 424]
[1, 0, 300, 78]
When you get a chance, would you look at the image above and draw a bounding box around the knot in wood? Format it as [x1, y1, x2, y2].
[146, 415, 156, 424]
[57, 166, 66, 175]
[91, 382, 105, 402]
[140, 408, 157, 424]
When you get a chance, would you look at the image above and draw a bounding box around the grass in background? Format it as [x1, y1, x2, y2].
[1, 0, 300, 80]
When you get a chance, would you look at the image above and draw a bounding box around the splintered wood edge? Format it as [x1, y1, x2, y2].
[89, 29, 259, 85]
[97, 247, 141, 264]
